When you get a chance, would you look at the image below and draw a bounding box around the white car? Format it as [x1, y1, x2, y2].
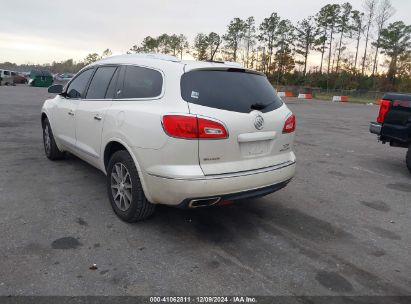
[55, 73, 74, 82]
[42, 54, 296, 222]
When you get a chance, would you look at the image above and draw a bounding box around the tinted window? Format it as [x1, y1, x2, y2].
[4, 71, 10, 76]
[120, 66, 162, 99]
[66, 69, 94, 99]
[86, 66, 117, 99]
[181, 70, 283, 113]
[105, 67, 120, 99]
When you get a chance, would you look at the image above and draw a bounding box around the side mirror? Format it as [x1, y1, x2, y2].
[48, 84, 63, 94]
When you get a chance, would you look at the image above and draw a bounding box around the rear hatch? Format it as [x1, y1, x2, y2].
[180, 68, 295, 176]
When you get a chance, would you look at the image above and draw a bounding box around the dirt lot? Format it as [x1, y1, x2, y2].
[0, 85, 410, 298]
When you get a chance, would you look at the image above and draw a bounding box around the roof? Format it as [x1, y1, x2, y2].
[89, 53, 263, 75]
[383, 92, 411, 100]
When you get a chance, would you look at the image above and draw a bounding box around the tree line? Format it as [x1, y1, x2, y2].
[123, 0, 410, 92]
[1, 0, 410, 92]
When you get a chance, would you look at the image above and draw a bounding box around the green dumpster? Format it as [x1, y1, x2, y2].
[29, 70, 53, 87]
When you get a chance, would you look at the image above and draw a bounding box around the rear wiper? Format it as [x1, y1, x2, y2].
[251, 102, 270, 110]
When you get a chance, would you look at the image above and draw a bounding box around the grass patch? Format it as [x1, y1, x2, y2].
[314, 93, 380, 104]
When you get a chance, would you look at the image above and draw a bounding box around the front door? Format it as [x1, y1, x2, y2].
[54, 68, 95, 149]
[53, 96, 78, 148]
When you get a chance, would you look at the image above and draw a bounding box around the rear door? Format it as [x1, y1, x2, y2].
[75, 65, 119, 160]
[181, 69, 294, 175]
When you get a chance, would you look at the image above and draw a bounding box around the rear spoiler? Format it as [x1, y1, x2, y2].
[183, 65, 265, 76]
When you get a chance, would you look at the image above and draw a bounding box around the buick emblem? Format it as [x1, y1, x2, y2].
[254, 115, 264, 130]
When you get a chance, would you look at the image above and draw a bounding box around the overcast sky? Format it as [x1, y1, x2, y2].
[1, 0, 410, 64]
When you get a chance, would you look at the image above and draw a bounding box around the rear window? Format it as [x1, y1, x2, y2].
[180, 70, 283, 113]
[120, 66, 163, 99]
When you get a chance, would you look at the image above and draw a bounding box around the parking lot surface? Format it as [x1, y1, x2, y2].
[0, 86, 410, 297]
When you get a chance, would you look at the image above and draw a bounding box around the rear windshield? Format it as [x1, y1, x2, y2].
[181, 70, 283, 113]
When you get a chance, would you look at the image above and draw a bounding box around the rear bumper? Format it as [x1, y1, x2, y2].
[370, 122, 382, 135]
[177, 178, 292, 208]
[143, 161, 296, 206]
[370, 121, 411, 145]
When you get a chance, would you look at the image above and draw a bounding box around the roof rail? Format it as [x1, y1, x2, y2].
[98, 53, 181, 63]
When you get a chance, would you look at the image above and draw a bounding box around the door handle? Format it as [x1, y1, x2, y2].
[68, 110, 75, 116]
[94, 114, 102, 121]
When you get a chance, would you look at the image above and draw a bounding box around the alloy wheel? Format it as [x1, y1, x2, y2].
[111, 163, 133, 211]
[44, 125, 51, 155]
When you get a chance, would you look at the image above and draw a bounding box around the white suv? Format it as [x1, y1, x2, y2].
[42, 54, 296, 222]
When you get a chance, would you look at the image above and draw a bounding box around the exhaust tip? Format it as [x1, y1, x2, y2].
[188, 197, 221, 209]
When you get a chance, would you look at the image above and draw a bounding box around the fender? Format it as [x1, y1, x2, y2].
[101, 137, 154, 204]
[41, 100, 65, 151]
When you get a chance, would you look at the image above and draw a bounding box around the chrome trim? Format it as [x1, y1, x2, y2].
[369, 122, 382, 135]
[254, 115, 264, 130]
[94, 114, 103, 121]
[188, 197, 221, 208]
[147, 160, 296, 181]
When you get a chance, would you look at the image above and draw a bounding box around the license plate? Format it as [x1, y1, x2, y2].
[240, 140, 270, 156]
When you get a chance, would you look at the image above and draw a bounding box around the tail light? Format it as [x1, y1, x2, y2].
[162, 115, 198, 138]
[162, 115, 228, 139]
[197, 117, 228, 139]
[376, 99, 391, 123]
[283, 114, 296, 133]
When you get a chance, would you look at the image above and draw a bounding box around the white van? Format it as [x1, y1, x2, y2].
[0, 70, 14, 85]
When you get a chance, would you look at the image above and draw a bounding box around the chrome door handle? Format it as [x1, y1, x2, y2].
[68, 110, 75, 116]
[94, 114, 102, 121]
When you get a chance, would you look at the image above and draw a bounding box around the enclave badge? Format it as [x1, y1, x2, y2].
[254, 115, 264, 130]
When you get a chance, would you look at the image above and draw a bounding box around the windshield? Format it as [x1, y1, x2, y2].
[180, 70, 283, 113]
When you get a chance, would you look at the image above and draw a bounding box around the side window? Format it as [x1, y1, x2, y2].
[66, 69, 94, 99]
[4, 71, 10, 76]
[120, 66, 163, 99]
[85, 66, 117, 99]
[105, 68, 120, 99]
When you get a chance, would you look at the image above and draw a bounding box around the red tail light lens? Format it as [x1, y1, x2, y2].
[376, 100, 391, 123]
[162, 115, 228, 139]
[283, 114, 296, 133]
[162, 115, 198, 138]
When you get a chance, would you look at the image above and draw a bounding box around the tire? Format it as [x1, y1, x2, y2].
[406, 146, 411, 174]
[42, 118, 65, 160]
[107, 150, 156, 222]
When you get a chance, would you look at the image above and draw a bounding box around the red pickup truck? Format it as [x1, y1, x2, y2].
[370, 93, 411, 173]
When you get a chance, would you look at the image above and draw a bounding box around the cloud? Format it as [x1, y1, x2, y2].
[0, 0, 409, 64]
